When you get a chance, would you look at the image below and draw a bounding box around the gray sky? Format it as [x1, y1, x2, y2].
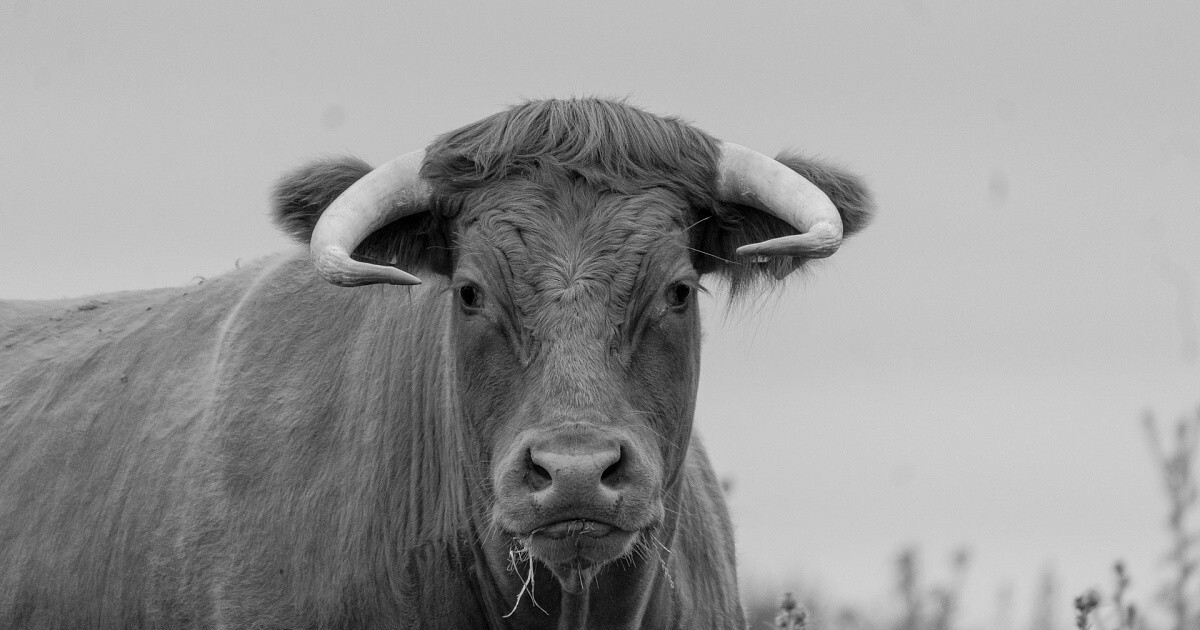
[4, 1, 1199, 626]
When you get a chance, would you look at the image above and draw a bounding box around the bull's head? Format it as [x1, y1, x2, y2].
[275, 99, 871, 617]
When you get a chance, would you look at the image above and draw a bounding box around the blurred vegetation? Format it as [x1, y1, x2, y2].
[743, 404, 1200, 630]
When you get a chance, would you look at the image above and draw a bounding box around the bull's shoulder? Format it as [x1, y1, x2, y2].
[0, 292, 158, 368]
[2, 254, 287, 345]
[0, 298, 64, 337]
[0, 252, 302, 411]
[0, 253, 309, 625]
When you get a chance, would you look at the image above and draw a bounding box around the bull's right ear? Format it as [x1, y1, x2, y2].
[272, 156, 454, 278]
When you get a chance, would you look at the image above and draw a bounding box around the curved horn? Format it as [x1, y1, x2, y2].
[716, 142, 843, 259]
[309, 150, 432, 286]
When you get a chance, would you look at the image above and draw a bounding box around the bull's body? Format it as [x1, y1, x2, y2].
[0, 253, 737, 627]
[0, 99, 871, 628]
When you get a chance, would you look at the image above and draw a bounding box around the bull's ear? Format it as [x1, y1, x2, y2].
[272, 156, 453, 277]
[691, 152, 874, 294]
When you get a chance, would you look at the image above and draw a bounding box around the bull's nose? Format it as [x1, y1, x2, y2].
[526, 444, 625, 505]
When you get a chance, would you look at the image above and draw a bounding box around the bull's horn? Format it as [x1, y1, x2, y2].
[309, 150, 432, 286]
[716, 142, 843, 259]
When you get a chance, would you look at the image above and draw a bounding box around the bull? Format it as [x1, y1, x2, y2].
[0, 98, 872, 628]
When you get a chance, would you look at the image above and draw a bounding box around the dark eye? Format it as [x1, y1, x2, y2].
[665, 283, 691, 309]
[459, 284, 484, 311]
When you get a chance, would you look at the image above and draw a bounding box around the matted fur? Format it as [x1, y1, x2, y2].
[0, 98, 873, 628]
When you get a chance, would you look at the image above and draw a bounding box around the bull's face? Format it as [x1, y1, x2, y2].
[450, 181, 701, 588]
[288, 98, 872, 602]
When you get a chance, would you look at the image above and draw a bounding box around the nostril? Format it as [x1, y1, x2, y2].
[600, 461, 620, 483]
[526, 453, 553, 491]
[600, 446, 623, 485]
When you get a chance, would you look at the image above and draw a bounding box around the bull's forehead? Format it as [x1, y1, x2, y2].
[455, 180, 694, 337]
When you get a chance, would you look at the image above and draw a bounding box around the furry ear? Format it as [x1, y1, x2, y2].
[272, 157, 453, 276]
[690, 152, 874, 296]
[273, 156, 374, 242]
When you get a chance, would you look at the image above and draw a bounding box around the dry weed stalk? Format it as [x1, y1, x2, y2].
[647, 531, 676, 591]
[775, 592, 808, 630]
[502, 537, 546, 618]
[1074, 589, 1100, 630]
[1028, 566, 1058, 630]
[890, 546, 970, 630]
[1072, 405, 1200, 630]
[1110, 561, 1138, 630]
[897, 549, 922, 630]
[1073, 563, 1140, 630]
[1143, 406, 1200, 630]
[930, 548, 970, 630]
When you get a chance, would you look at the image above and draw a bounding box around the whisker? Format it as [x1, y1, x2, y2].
[684, 246, 753, 268]
[681, 215, 712, 233]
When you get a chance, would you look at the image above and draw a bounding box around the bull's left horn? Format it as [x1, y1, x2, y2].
[309, 150, 432, 286]
[715, 142, 843, 259]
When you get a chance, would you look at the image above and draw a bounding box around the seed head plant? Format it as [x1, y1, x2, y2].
[752, 402, 1200, 630]
[1143, 406, 1200, 630]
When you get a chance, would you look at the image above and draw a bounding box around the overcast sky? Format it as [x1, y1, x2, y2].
[3, 2, 1199, 627]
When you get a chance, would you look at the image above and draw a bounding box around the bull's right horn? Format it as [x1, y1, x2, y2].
[715, 142, 844, 259]
[309, 150, 432, 287]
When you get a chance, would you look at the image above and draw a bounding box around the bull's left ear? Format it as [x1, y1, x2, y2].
[691, 152, 874, 285]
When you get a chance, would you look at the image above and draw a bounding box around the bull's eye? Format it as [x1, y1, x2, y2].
[665, 283, 691, 309]
[458, 285, 484, 311]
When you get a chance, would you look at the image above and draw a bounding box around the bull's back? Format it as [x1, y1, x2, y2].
[0, 256, 283, 627]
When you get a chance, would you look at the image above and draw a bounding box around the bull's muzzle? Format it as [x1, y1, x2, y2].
[494, 424, 662, 593]
[494, 423, 661, 581]
[525, 438, 624, 511]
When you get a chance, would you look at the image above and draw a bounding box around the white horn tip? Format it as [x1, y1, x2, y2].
[735, 222, 843, 259]
[312, 247, 423, 287]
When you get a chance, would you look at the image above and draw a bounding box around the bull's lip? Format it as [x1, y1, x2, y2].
[533, 519, 618, 540]
[514, 519, 640, 592]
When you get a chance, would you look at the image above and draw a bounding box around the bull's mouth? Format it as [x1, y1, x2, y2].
[512, 519, 641, 594]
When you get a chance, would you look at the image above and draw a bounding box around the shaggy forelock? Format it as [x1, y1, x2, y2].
[422, 97, 721, 216]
